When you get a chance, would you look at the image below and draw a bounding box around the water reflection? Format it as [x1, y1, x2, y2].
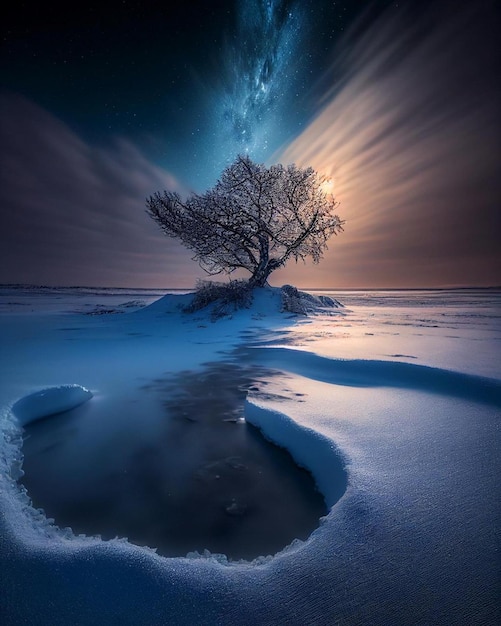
[20, 362, 331, 560]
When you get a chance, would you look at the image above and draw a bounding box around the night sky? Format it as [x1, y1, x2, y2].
[1, 0, 500, 288]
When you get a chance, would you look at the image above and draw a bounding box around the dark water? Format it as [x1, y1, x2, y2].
[20, 363, 340, 560]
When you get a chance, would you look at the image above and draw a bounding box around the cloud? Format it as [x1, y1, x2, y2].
[273, 0, 501, 287]
[0, 94, 197, 287]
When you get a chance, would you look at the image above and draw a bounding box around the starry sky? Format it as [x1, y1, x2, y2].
[1, 0, 500, 288]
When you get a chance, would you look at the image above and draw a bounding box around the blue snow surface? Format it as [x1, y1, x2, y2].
[1, 286, 500, 625]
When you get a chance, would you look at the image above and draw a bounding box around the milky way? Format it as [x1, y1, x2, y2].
[204, 0, 308, 185]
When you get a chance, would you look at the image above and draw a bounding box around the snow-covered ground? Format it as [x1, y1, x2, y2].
[1, 286, 500, 625]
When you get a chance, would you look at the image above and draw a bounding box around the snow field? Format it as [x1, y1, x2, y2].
[1, 287, 500, 625]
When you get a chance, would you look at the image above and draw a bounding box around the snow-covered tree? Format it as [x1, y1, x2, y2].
[146, 155, 344, 287]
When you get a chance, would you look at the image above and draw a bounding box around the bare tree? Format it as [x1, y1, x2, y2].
[146, 155, 344, 287]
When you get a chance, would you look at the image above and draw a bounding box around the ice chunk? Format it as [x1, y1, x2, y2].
[12, 384, 93, 426]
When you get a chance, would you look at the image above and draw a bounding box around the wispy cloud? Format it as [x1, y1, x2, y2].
[274, 0, 500, 287]
[0, 94, 195, 287]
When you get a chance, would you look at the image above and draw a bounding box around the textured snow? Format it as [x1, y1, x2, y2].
[12, 384, 93, 426]
[1, 286, 500, 625]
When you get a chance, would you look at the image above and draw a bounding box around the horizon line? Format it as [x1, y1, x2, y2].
[1, 283, 500, 292]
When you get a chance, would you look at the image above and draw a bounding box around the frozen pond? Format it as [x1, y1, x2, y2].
[20, 361, 336, 560]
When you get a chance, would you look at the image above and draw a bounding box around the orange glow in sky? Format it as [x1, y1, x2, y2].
[270, 6, 500, 289]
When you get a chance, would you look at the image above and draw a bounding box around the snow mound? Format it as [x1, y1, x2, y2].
[141, 285, 343, 321]
[135, 292, 194, 316]
[12, 384, 93, 426]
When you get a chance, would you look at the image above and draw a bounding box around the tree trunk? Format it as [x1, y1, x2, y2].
[249, 265, 271, 287]
[248, 234, 272, 287]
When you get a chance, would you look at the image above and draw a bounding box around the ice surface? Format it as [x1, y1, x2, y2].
[0, 285, 176, 315]
[1, 287, 500, 625]
[12, 384, 93, 426]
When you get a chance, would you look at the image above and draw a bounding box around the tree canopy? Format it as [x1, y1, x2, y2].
[146, 155, 343, 287]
